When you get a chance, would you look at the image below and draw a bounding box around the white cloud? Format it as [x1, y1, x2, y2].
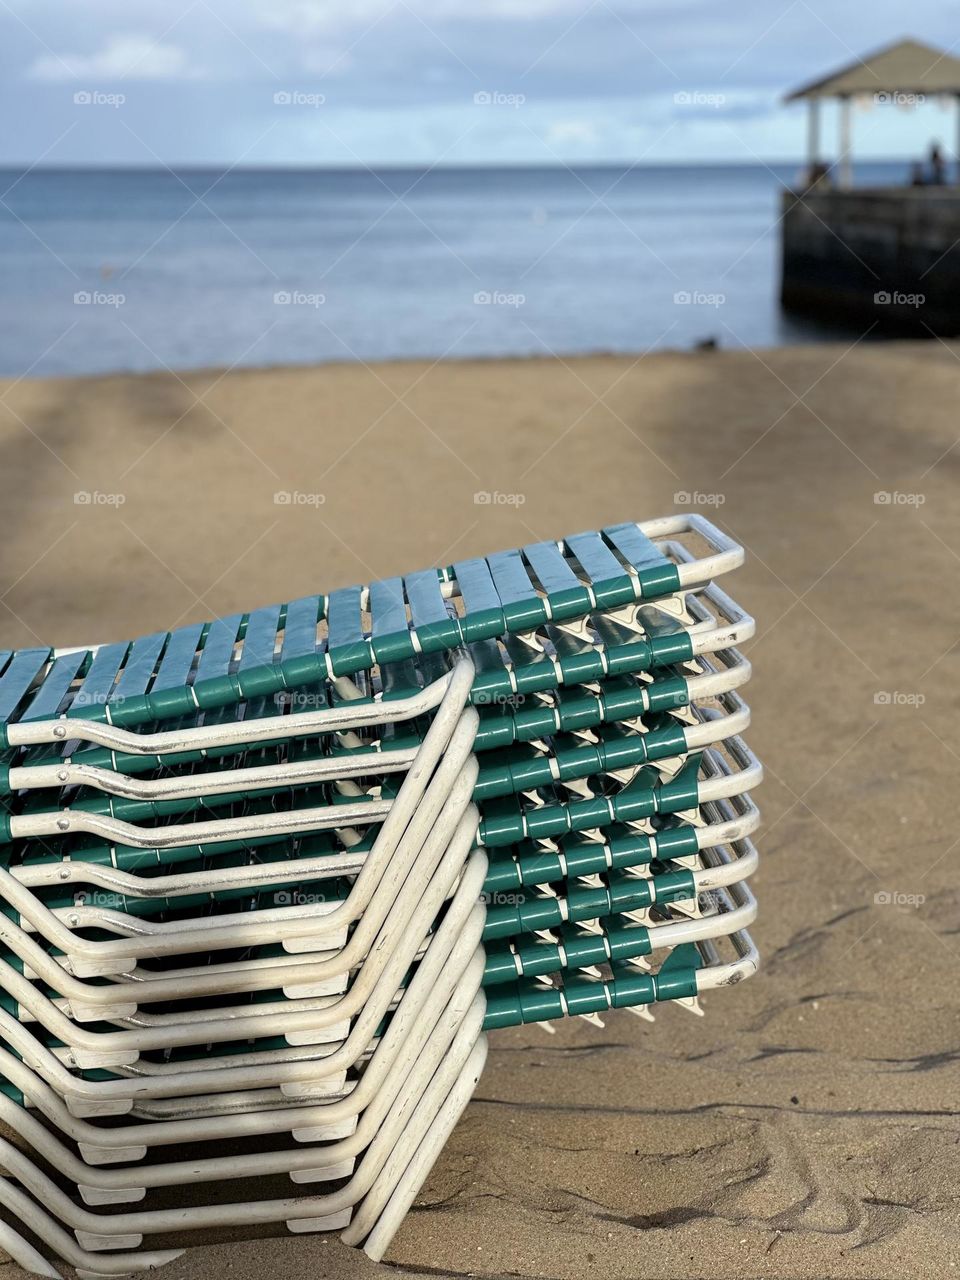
[546, 119, 598, 146]
[257, 0, 578, 36]
[28, 34, 198, 82]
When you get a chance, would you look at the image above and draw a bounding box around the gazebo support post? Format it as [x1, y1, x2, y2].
[839, 95, 852, 188]
[806, 98, 821, 183]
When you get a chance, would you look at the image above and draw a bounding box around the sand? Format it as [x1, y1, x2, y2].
[0, 340, 958, 1280]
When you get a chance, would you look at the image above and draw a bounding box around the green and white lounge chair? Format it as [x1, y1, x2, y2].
[0, 518, 759, 1277]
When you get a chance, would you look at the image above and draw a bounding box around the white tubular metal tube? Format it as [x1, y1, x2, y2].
[8, 657, 476, 853]
[10, 742, 420, 801]
[638, 514, 743, 586]
[0, 995, 488, 1240]
[0, 934, 486, 1157]
[350, 1035, 490, 1258]
[0, 793, 480, 1061]
[7, 675, 477, 970]
[0, 860, 489, 1104]
[3, 669, 453, 753]
[0, 982, 487, 1202]
[0, 1178, 182, 1274]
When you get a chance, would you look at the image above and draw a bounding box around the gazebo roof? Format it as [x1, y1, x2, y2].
[785, 37, 960, 101]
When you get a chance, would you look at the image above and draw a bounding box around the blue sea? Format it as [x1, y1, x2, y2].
[0, 162, 911, 378]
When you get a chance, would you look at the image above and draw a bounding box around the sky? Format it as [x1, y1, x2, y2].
[2, 0, 959, 167]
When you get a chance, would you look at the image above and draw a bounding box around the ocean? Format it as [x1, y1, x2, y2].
[0, 162, 910, 378]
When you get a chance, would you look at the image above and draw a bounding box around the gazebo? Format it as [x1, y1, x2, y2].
[785, 37, 960, 188]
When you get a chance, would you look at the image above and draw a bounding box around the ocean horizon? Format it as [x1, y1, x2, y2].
[0, 161, 912, 378]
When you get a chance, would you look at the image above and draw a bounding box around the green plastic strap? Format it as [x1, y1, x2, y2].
[68, 642, 128, 718]
[369, 578, 414, 665]
[405, 570, 462, 654]
[453, 557, 505, 644]
[522, 540, 593, 621]
[281, 596, 322, 662]
[0, 649, 52, 737]
[604, 522, 682, 596]
[487, 549, 548, 630]
[195, 615, 243, 682]
[326, 585, 370, 677]
[19, 650, 87, 722]
[565, 531, 634, 607]
[107, 631, 167, 723]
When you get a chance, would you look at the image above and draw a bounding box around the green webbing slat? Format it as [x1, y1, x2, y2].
[564, 530, 634, 607]
[151, 624, 204, 692]
[195, 615, 242, 681]
[102, 625, 199, 725]
[367, 578, 410, 665]
[452, 557, 504, 643]
[497, 631, 552, 697]
[478, 753, 702, 847]
[0, 653, 12, 680]
[404, 570, 461, 655]
[281, 596, 322, 662]
[484, 870, 658, 939]
[487, 549, 546, 630]
[0, 650, 51, 728]
[482, 948, 703, 1030]
[522, 540, 593, 621]
[69, 643, 128, 716]
[522, 540, 579, 595]
[604, 522, 682, 595]
[19, 651, 87, 722]
[484, 824, 699, 893]
[474, 719, 689, 801]
[404, 570, 448, 628]
[453, 557, 500, 614]
[326, 585, 368, 675]
[237, 606, 282, 671]
[110, 632, 166, 705]
[370, 579, 406, 638]
[484, 915, 660, 985]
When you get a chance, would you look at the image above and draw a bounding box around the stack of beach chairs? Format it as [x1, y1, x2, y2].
[0, 515, 759, 1277]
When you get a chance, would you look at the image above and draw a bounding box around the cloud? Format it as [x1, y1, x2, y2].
[28, 34, 198, 81]
[546, 119, 598, 146]
[257, 0, 580, 35]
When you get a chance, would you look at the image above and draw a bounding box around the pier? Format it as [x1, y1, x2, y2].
[780, 39, 960, 335]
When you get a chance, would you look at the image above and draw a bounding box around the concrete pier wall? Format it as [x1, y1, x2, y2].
[780, 187, 960, 335]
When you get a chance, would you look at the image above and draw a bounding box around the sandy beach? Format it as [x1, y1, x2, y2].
[0, 340, 958, 1280]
